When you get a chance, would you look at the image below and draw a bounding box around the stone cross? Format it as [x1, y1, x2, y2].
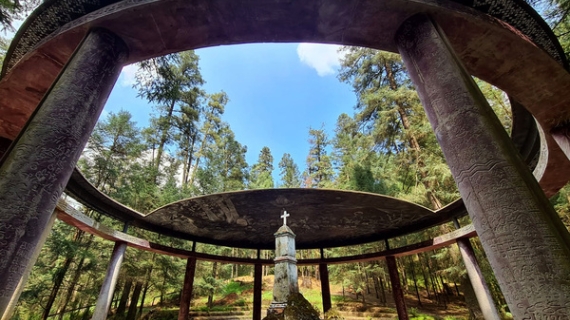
[281, 210, 290, 225]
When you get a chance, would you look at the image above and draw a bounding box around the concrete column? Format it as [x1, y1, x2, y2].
[178, 257, 197, 320]
[457, 238, 500, 320]
[319, 263, 332, 314]
[92, 241, 128, 320]
[1, 211, 57, 320]
[395, 14, 570, 319]
[0, 28, 128, 315]
[386, 256, 408, 320]
[253, 263, 263, 320]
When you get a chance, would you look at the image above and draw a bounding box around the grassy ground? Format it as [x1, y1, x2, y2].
[185, 276, 471, 319]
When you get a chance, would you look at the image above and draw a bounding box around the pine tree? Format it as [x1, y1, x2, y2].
[278, 153, 301, 188]
[250, 146, 274, 189]
[305, 127, 334, 188]
[338, 47, 456, 208]
[135, 51, 204, 182]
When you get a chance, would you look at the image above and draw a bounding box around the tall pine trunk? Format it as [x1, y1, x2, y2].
[126, 282, 143, 320]
[41, 230, 84, 320]
[408, 256, 422, 307]
[385, 62, 443, 210]
[116, 279, 133, 317]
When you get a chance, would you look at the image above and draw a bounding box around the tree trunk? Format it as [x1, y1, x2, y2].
[116, 279, 133, 317]
[154, 100, 176, 182]
[56, 233, 95, 320]
[364, 268, 371, 294]
[139, 281, 150, 315]
[42, 257, 73, 320]
[56, 257, 85, 320]
[373, 276, 380, 299]
[139, 260, 154, 315]
[408, 256, 422, 307]
[378, 276, 387, 304]
[41, 229, 85, 320]
[126, 282, 143, 320]
[419, 254, 432, 299]
[384, 62, 443, 210]
[423, 254, 440, 305]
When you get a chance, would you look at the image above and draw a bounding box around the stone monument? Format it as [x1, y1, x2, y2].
[267, 210, 299, 315]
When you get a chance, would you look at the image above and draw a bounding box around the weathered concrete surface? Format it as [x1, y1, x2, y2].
[1, 211, 57, 320]
[56, 199, 478, 264]
[0, 28, 128, 315]
[396, 14, 570, 319]
[271, 225, 299, 304]
[145, 189, 455, 249]
[92, 241, 128, 320]
[457, 238, 501, 320]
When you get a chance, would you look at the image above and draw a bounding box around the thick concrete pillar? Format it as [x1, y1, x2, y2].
[92, 241, 128, 320]
[1, 211, 57, 320]
[457, 238, 500, 320]
[0, 28, 128, 315]
[396, 14, 570, 319]
[319, 263, 332, 314]
[179, 257, 197, 320]
[386, 256, 408, 320]
[253, 263, 263, 320]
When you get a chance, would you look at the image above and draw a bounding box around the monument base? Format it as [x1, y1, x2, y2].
[267, 302, 287, 315]
[262, 293, 320, 320]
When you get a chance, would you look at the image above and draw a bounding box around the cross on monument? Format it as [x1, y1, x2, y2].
[281, 210, 290, 225]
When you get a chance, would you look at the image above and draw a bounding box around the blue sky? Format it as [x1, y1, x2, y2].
[106, 43, 357, 179]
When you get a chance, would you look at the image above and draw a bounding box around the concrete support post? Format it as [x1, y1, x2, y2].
[253, 263, 263, 320]
[1, 211, 57, 320]
[92, 241, 128, 320]
[395, 14, 570, 318]
[0, 28, 128, 315]
[457, 238, 501, 320]
[319, 263, 332, 314]
[386, 256, 408, 320]
[178, 257, 197, 320]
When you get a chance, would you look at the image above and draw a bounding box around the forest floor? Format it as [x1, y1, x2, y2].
[185, 275, 472, 320]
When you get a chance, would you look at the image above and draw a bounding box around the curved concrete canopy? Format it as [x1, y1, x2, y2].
[0, 0, 569, 201]
[143, 188, 462, 249]
[56, 198, 477, 264]
[64, 168, 467, 249]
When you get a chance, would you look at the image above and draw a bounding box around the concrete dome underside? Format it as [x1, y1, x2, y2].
[143, 189, 467, 249]
[1, 0, 570, 249]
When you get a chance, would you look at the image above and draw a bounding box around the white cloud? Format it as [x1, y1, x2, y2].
[296, 43, 345, 77]
[119, 63, 138, 87]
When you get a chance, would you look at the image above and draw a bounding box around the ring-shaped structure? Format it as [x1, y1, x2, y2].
[0, 0, 569, 249]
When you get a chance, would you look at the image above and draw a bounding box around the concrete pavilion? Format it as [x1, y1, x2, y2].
[1, 0, 570, 319]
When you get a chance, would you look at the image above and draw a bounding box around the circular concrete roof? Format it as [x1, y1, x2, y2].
[143, 189, 463, 249]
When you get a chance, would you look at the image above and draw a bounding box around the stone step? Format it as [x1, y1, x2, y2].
[189, 311, 251, 316]
[191, 317, 251, 320]
[337, 311, 398, 319]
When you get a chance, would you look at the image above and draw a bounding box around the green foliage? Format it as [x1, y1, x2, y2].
[0, 0, 42, 31]
[324, 307, 345, 320]
[337, 47, 458, 209]
[221, 281, 253, 296]
[304, 127, 334, 188]
[250, 146, 275, 189]
[279, 153, 301, 187]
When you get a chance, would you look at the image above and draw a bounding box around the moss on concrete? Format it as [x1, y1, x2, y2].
[263, 293, 320, 320]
